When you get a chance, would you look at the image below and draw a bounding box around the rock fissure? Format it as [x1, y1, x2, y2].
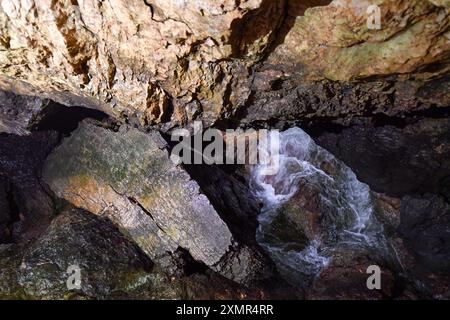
[127, 196, 168, 236]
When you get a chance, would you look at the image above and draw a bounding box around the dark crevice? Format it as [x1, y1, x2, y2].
[294, 105, 450, 137]
[213, 90, 256, 131]
[30, 102, 109, 135]
[172, 247, 209, 276]
[127, 196, 167, 235]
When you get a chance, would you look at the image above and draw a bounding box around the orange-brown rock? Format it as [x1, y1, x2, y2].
[0, 1, 448, 130]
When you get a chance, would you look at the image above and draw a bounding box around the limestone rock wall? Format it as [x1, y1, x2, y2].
[0, 0, 448, 131]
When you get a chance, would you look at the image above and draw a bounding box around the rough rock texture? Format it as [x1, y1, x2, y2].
[0, 0, 449, 301]
[0, 89, 50, 135]
[42, 120, 277, 286]
[0, 208, 271, 299]
[310, 115, 450, 298]
[307, 249, 395, 300]
[0, 1, 448, 130]
[0, 130, 59, 241]
[43, 121, 232, 265]
[1, 207, 153, 299]
[241, 74, 450, 129]
[399, 194, 450, 273]
[373, 193, 401, 237]
[367, 193, 450, 299]
[184, 164, 261, 245]
[313, 117, 450, 197]
[0, 175, 11, 242]
[268, 0, 450, 81]
[0, 0, 284, 128]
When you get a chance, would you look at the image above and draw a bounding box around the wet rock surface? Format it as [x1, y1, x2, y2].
[0, 176, 11, 242]
[0, 0, 448, 301]
[42, 120, 280, 287]
[184, 164, 261, 245]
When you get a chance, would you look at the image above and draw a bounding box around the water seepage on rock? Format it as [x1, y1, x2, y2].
[0, 207, 267, 299]
[250, 127, 389, 285]
[42, 121, 282, 287]
[307, 248, 395, 300]
[42, 121, 233, 270]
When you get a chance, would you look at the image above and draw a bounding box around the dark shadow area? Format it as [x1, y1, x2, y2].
[32, 102, 108, 135]
[161, 131, 261, 245]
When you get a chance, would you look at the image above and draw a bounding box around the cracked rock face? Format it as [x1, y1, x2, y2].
[0, 0, 449, 301]
[42, 121, 232, 267]
[42, 121, 279, 287]
[268, 0, 450, 80]
[0, 0, 448, 130]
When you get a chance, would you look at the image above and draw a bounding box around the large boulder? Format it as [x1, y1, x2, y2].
[0, 207, 271, 299]
[42, 120, 275, 285]
[0, 175, 11, 242]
